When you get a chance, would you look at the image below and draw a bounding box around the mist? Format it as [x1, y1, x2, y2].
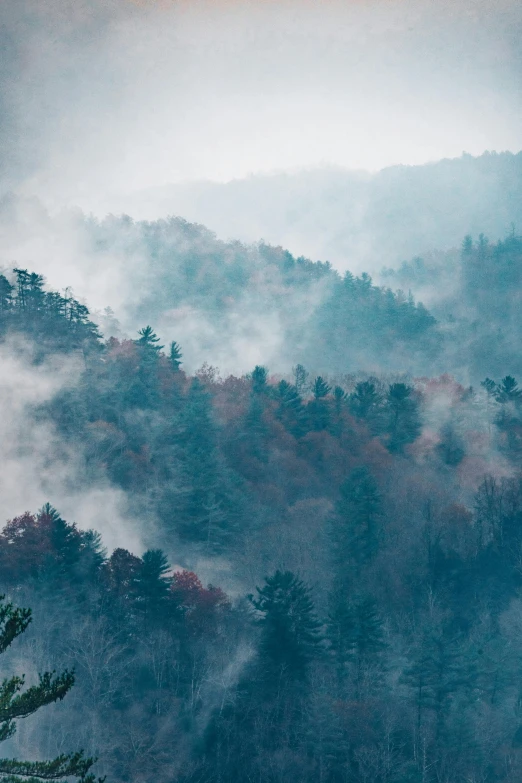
[1, 2, 522, 783]
[0, 335, 144, 553]
[1, 0, 520, 210]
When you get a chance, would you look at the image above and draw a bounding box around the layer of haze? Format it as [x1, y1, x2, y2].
[1, 0, 521, 213]
[0, 337, 145, 552]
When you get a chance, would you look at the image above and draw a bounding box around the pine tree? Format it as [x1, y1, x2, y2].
[461, 235, 473, 256]
[402, 626, 468, 741]
[385, 382, 421, 453]
[13, 268, 32, 311]
[0, 276, 13, 314]
[328, 386, 348, 436]
[308, 377, 332, 430]
[327, 591, 385, 693]
[169, 340, 183, 370]
[135, 549, 173, 624]
[331, 466, 382, 582]
[333, 386, 347, 407]
[353, 594, 386, 674]
[436, 422, 466, 466]
[0, 595, 103, 782]
[312, 376, 331, 399]
[244, 392, 270, 462]
[349, 380, 384, 434]
[136, 325, 164, 352]
[126, 326, 164, 408]
[172, 378, 233, 549]
[38, 504, 105, 592]
[481, 378, 496, 397]
[276, 380, 304, 436]
[250, 365, 269, 393]
[495, 375, 522, 404]
[250, 571, 322, 684]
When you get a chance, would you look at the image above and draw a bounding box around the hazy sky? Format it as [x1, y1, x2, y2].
[1, 0, 521, 207]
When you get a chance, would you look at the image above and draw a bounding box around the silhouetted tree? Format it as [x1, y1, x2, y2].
[0, 595, 103, 782]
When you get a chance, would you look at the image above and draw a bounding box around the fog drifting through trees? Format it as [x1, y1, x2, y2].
[1, 1, 522, 781]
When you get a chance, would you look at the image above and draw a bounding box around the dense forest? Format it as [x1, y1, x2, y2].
[2, 246, 522, 782]
[8, 201, 522, 382]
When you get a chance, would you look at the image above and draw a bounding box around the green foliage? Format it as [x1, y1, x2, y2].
[0, 596, 103, 783]
[385, 382, 421, 452]
[250, 571, 322, 683]
[312, 376, 331, 399]
[276, 380, 304, 436]
[496, 375, 522, 403]
[0, 269, 100, 353]
[136, 549, 173, 622]
[250, 365, 268, 393]
[136, 325, 163, 352]
[402, 626, 469, 738]
[169, 340, 183, 370]
[349, 380, 384, 433]
[332, 466, 382, 580]
[8, 225, 522, 780]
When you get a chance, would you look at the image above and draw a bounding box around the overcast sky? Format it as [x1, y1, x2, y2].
[1, 0, 521, 208]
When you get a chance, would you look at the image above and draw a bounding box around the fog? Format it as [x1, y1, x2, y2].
[2, 0, 521, 214]
[1, 5, 522, 782]
[0, 336, 145, 553]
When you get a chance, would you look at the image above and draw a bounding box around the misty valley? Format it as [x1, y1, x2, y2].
[0, 191, 521, 783]
[3, 0, 522, 778]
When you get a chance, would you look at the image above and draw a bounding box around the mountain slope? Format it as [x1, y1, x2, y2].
[115, 150, 522, 271]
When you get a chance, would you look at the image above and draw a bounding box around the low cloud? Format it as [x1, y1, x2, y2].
[0, 336, 144, 553]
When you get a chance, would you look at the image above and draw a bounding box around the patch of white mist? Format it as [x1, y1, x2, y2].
[0, 336, 144, 553]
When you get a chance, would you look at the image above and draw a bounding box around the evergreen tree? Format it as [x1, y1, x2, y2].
[349, 380, 384, 433]
[331, 466, 382, 582]
[243, 392, 270, 462]
[169, 340, 183, 370]
[495, 375, 522, 404]
[353, 594, 386, 671]
[436, 422, 466, 466]
[402, 625, 469, 741]
[250, 365, 269, 394]
[333, 386, 347, 408]
[126, 326, 164, 407]
[135, 549, 173, 624]
[0, 595, 103, 782]
[136, 325, 164, 353]
[312, 376, 331, 399]
[38, 504, 105, 592]
[276, 380, 304, 437]
[308, 376, 332, 430]
[250, 571, 322, 684]
[385, 382, 421, 452]
[481, 377, 497, 397]
[461, 234, 473, 256]
[330, 385, 348, 436]
[0, 276, 13, 314]
[327, 592, 385, 692]
[171, 378, 233, 549]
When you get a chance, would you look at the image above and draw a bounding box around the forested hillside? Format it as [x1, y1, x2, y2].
[0, 201, 440, 376]
[2, 262, 522, 781]
[383, 233, 522, 379]
[4, 192, 522, 381]
[115, 150, 522, 269]
[78, 213, 522, 381]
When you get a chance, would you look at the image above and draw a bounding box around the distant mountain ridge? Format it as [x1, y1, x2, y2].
[116, 151, 522, 272]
